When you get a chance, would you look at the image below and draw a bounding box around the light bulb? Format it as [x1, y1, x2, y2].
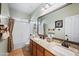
[41, 7, 45, 11]
[45, 4, 50, 9]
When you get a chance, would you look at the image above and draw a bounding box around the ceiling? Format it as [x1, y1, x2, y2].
[8, 3, 41, 15]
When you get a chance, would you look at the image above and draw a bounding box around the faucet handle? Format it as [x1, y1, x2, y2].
[65, 34, 68, 37]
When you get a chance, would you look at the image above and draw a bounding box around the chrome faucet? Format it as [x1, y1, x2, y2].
[62, 38, 69, 48]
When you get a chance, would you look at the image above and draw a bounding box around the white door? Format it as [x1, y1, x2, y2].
[13, 20, 30, 49]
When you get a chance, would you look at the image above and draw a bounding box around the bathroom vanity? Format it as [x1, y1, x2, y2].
[30, 37, 79, 56]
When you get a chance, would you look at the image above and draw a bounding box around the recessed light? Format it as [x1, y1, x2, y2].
[41, 3, 55, 11]
[41, 7, 45, 11]
[44, 4, 50, 9]
[48, 3, 55, 6]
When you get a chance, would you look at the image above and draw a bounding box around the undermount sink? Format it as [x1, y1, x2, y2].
[52, 45, 75, 56]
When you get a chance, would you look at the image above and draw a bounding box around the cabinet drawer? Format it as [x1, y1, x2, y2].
[32, 45, 37, 56]
[37, 44, 44, 53]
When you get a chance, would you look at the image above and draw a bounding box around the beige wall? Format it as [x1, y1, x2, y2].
[41, 3, 79, 39]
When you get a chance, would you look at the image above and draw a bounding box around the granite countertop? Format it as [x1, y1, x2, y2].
[31, 37, 79, 56]
[50, 39, 79, 55]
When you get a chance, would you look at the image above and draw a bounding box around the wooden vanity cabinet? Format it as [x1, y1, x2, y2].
[37, 44, 44, 56]
[37, 50, 44, 56]
[32, 45, 37, 56]
[30, 39, 37, 56]
[32, 41, 37, 56]
[30, 39, 55, 56]
[30, 39, 33, 55]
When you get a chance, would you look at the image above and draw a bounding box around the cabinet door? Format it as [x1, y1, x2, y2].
[32, 45, 36, 56]
[37, 44, 44, 56]
[37, 44, 44, 52]
[45, 49, 55, 56]
[32, 41, 37, 56]
[37, 50, 43, 56]
[30, 40, 33, 55]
